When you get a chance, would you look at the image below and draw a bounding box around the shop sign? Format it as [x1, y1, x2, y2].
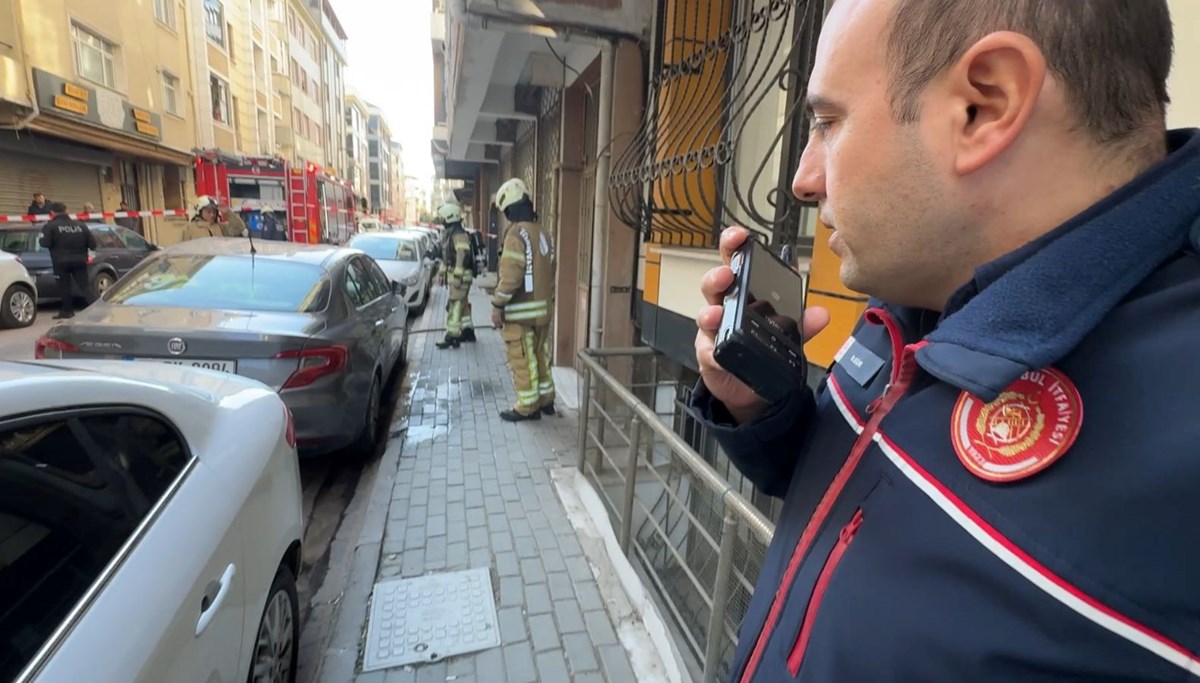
[33, 68, 164, 142]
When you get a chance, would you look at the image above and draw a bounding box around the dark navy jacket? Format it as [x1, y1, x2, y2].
[691, 129, 1200, 682]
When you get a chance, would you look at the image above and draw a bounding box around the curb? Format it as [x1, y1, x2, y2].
[318, 310, 430, 682]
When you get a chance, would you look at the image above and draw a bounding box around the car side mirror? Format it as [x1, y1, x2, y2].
[393, 281, 406, 297]
[148, 243, 160, 251]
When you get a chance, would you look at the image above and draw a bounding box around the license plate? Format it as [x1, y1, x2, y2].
[130, 358, 238, 373]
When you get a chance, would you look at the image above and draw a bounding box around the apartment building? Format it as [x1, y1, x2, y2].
[0, 0, 201, 242]
[344, 92, 370, 206]
[366, 104, 392, 215]
[308, 0, 348, 178]
[389, 140, 406, 221]
[282, 0, 324, 166]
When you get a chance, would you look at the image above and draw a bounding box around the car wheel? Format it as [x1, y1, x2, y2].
[353, 374, 382, 456]
[91, 271, 116, 300]
[0, 285, 37, 329]
[247, 565, 299, 683]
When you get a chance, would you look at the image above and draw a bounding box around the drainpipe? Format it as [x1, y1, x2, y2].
[3, 0, 40, 131]
[588, 39, 614, 350]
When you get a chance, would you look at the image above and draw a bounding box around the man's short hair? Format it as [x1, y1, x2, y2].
[49, 202, 68, 214]
[886, 0, 1173, 149]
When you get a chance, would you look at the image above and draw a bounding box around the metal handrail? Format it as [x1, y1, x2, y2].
[579, 348, 775, 544]
[577, 347, 777, 683]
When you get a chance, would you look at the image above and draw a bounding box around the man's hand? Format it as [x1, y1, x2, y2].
[695, 226, 830, 424]
[491, 308, 504, 327]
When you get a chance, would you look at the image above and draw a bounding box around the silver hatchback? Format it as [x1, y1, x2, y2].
[34, 237, 409, 456]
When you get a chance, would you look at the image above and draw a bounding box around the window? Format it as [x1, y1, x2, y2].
[226, 22, 235, 62]
[153, 0, 176, 29]
[164, 165, 186, 215]
[363, 259, 393, 298]
[0, 410, 190, 680]
[119, 161, 139, 209]
[117, 228, 150, 250]
[161, 71, 180, 115]
[210, 74, 230, 124]
[344, 259, 367, 307]
[91, 227, 125, 250]
[204, 0, 225, 46]
[72, 24, 117, 88]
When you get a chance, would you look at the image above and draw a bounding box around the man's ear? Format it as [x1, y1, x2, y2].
[944, 31, 1047, 175]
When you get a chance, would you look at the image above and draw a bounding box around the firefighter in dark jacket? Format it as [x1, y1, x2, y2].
[689, 1, 1200, 681]
[40, 202, 97, 320]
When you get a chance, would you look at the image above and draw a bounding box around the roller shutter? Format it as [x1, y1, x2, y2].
[0, 152, 103, 218]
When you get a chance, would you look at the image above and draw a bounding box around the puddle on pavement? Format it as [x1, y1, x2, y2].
[405, 423, 449, 446]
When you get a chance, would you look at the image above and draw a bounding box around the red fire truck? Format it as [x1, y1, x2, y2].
[288, 162, 358, 245]
[193, 149, 288, 233]
[193, 150, 359, 244]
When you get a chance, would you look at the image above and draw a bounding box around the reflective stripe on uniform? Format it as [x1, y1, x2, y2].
[519, 228, 534, 292]
[505, 300, 548, 312]
[501, 249, 524, 261]
[506, 310, 548, 321]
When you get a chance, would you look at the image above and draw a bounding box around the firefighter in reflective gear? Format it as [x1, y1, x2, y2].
[435, 201, 477, 349]
[184, 196, 223, 241]
[491, 178, 556, 421]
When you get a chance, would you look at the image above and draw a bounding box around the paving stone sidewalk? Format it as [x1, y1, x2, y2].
[355, 279, 639, 683]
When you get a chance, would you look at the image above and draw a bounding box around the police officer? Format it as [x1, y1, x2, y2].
[184, 196, 223, 241]
[491, 178, 556, 421]
[39, 202, 97, 320]
[435, 201, 478, 349]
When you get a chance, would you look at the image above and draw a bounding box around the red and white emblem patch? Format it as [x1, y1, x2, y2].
[950, 368, 1083, 483]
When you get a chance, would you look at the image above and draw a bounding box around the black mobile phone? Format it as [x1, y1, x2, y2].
[712, 238, 808, 403]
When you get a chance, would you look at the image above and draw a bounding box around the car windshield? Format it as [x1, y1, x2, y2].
[349, 236, 420, 262]
[105, 254, 328, 312]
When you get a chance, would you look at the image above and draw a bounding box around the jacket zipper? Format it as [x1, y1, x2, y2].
[786, 508, 865, 676]
[737, 309, 924, 683]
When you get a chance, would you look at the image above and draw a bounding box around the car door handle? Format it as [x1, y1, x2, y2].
[375, 319, 385, 327]
[196, 563, 236, 636]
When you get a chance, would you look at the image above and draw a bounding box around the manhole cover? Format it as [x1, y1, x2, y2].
[361, 568, 500, 671]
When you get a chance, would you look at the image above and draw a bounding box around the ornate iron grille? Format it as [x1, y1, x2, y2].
[537, 87, 563, 236]
[512, 118, 538, 205]
[609, 0, 823, 250]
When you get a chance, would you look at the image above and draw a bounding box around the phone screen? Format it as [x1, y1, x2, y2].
[744, 244, 806, 355]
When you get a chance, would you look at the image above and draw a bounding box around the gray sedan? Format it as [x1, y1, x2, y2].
[33, 237, 409, 456]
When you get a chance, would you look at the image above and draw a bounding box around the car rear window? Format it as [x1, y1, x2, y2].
[348, 236, 415, 262]
[0, 230, 41, 253]
[105, 254, 329, 312]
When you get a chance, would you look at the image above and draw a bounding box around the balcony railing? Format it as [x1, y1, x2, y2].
[576, 347, 778, 683]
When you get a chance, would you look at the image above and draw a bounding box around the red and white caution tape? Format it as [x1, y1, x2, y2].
[0, 209, 189, 223]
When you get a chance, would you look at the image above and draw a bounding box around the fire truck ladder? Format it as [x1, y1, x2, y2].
[289, 171, 309, 243]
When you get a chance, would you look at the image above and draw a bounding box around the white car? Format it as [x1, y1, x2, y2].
[0, 250, 37, 328]
[346, 232, 433, 315]
[0, 360, 304, 683]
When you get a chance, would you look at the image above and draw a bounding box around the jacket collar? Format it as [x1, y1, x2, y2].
[910, 128, 1200, 401]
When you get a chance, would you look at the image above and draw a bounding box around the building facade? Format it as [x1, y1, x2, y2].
[282, 0, 324, 166]
[0, 0, 202, 242]
[344, 92, 370, 206]
[308, 0, 347, 178]
[366, 104, 392, 215]
[388, 140, 406, 222]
